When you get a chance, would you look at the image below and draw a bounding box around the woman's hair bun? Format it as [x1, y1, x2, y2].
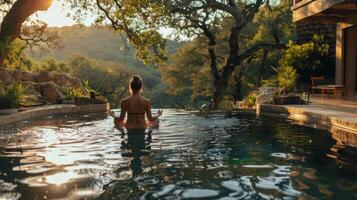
[130, 75, 143, 92]
[133, 75, 140, 81]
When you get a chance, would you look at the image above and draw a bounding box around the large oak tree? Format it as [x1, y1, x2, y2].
[0, 0, 55, 65]
[75, 0, 286, 109]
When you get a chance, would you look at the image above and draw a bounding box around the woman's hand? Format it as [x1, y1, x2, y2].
[109, 110, 115, 117]
[157, 109, 163, 117]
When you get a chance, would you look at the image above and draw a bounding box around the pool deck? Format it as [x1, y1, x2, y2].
[0, 103, 110, 127]
[257, 96, 357, 146]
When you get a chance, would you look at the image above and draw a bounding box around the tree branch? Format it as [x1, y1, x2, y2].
[238, 43, 286, 61]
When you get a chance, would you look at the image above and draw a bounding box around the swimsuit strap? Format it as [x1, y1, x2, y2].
[128, 112, 145, 115]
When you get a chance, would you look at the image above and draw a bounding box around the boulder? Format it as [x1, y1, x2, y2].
[256, 87, 279, 105]
[38, 72, 85, 92]
[36, 82, 64, 104]
[54, 73, 85, 92]
[38, 71, 54, 83]
[0, 68, 14, 81]
[21, 71, 39, 82]
[9, 69, 21, 81]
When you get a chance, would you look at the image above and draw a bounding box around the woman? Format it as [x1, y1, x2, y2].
[110, 75, 162, 133]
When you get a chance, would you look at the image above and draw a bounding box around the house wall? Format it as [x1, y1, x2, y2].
[335, 23, 353, 85]
[344, 26, 357, 96]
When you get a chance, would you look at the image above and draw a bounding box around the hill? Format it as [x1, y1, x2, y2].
[27, 25, 185, 107]
[29, 25, 183, 85]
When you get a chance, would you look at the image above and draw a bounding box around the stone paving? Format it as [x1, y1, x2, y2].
[257, 94, 357, 146]
[257, 97, 357, 146]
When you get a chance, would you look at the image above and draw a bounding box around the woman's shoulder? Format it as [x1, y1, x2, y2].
[121, 96, 131, 103]
[140, 96, 151, 103]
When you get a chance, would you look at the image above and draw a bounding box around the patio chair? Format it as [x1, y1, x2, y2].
[311, 75, 344, 98]
[311, 75, 325, 94]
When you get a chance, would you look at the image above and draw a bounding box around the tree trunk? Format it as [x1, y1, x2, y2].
[257, 50, 268, 86]
[0, 0, 52, 66]
[234, 67, 243, 101]
[211, 26, 240, 110]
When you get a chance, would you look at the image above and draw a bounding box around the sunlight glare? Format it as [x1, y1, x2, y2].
[34, 0, 93, 27]
[45, 171, 77, 185]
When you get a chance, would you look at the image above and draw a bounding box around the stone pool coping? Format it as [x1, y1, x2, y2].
[0, 103, 110, 126]
[257, 104, 357, 137]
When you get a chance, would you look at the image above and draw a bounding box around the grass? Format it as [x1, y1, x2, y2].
[0, 83, 25, 109]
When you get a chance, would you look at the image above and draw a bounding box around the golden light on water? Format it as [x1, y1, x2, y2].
[45, 171, 77, 185]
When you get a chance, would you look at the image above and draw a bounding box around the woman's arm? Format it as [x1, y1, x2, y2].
[118, 100, 127, 122]
[146, 101, 162, 122]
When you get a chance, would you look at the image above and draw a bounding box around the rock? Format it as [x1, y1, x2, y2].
[9, 69, 21, 81]
[38, 72, 85, 92]
[21, 71, 39, 82]
[69, 77, 85, 91]
[256, 87, 279, 105]
[53, 73, 71, 87]
[38, 71, 54, 83]
[0, 68, 14, 81]
[258, 86, 279, 95]
[36, 82, 64, 104]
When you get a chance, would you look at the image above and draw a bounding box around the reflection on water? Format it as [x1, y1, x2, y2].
[0, 110, 356, 200]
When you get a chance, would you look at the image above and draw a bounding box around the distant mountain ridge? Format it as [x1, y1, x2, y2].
[30, 25, 183, 75]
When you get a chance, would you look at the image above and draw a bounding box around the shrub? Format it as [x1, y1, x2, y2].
[277, 65, 297, 93]
[63, 87, 86, 100]
[246, 92, 257, 107]
[279, 35, 330, 83]
[0, 83, 25, 109]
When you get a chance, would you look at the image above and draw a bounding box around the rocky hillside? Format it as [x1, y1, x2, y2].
[0, 68, 84, 105]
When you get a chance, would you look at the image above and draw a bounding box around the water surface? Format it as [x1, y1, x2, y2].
[0, 110, 356, 199]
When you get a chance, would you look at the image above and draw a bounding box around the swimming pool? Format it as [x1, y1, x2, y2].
[0, 110, 356, 199]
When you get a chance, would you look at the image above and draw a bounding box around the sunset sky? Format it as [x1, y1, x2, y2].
[34, 0, 93, 27]
[33, 0, 176, 39]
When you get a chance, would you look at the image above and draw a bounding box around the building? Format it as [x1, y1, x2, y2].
[292, 0, 357, 98]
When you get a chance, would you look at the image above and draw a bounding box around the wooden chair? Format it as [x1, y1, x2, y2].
[311, 75, 324, 94]
[311, 75, 344, 98]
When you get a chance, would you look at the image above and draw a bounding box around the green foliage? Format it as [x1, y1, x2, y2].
[0, 39, 24, 67]
[261, 77, 279, 87]
[160, 0, 296, 104]
[0, 83, 25, 109]
[277, 65, 297, 93]
[36, 57, 70, 73]
[63, 87, 85, 100]
[160, 37, 214, 99]
[219, 95, 235, 112]
[246, 92, 257, 107]
[279, 35, 330, 82]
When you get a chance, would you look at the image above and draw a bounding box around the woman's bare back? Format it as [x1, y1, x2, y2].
[121, 95, 150, 129]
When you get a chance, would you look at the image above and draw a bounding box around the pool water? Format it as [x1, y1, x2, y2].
[0, 110, 356, 200]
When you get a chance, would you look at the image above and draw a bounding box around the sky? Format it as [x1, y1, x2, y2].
[33, 0, 180, 39]
[34, 0, 93, 27]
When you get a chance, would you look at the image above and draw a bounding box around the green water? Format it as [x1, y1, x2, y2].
[0, 110, 356, 199]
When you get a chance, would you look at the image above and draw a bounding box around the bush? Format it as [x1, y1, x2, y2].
[246, 92, 257, 107]
[63, 87, 86, 100]
[277, 65, 297, 93]
[279, 35, 330, 83]
[0, 83, 25, 109]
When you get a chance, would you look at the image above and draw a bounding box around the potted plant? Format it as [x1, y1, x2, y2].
[0, 83, 25, 115]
